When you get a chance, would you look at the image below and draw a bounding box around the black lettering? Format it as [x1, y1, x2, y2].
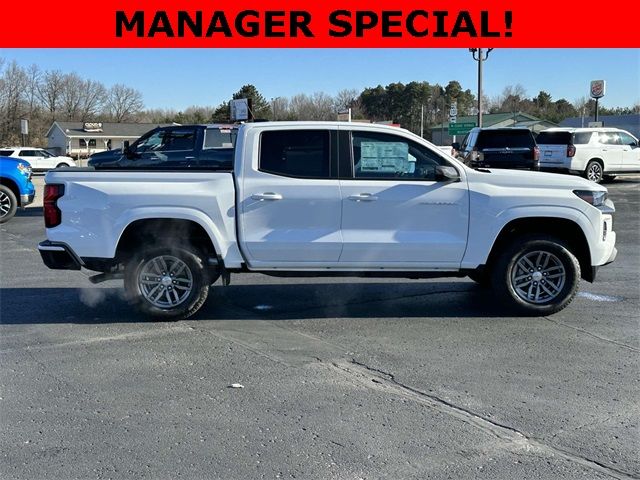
[432, 11, 448, 37]
[381, 11, 402, 37]
[329, 10, 352, 37]
[406, 10, 429, 37]
[148, 11, 174, 37]
[206, 11, 232, 37]
[177, 11, 202, 37]
[451, 11, 477, 37]
[355, 11, 378, 37]
[265, 11, 286, 37]
[116, 11, 144, 37]
[290, 11, 314, 37]
[480, 11, 500, 37]
[236, 10, 260, 37]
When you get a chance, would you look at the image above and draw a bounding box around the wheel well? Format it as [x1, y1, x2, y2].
[587, 158, 604, 170]
[486, 217, 592, 280]
[116, 219, 216, 263]
[0, 178, 20, 206]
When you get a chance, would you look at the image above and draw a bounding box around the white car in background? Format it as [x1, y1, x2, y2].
[0, 148, 76, 171]
[537, 128, 640, 183]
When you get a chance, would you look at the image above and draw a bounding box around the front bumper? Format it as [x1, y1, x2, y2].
[38, 240, 82, 270]
[20, 193, 35, 207]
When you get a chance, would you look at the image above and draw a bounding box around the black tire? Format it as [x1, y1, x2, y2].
[0, 185, 17, 223]
[490, 235, 580, 316]
[56, 163, 69, 168]
[124, 246, 210, 320]
[603, 175, 617, 183]
[584, 160, 604, 183]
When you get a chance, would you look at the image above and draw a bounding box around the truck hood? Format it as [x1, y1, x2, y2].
[466, 168, 606, 192]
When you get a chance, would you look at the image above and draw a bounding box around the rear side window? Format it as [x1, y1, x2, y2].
[0, 150, 14, 156]
[477, 130, 535, 149]
[536, 132, 572, 145]
[260, 130, 330, 178]
[18, 150, 37, 156]
[162, 129, 196, 151]
[598, 132, 619, 145]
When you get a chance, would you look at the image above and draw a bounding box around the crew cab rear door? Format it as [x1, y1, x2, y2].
[339, 129, 469, 267]
[238, 127, 343, 266]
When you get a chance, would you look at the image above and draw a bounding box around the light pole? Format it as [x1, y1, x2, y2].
[469, 48, 493, 128]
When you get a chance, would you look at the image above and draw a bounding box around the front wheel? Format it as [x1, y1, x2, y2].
[56, 163, 69, 168]
[0, 185, 17, 223]
[124, 246, 210, 320]
[490, 235, 580, 316]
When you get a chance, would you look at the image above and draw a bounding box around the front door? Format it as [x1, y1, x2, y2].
[617, 131, 640, 171]
[339, 130, 469, 268]
[239, 129, 343, 266]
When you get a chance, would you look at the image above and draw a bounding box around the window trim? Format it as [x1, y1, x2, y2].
[345, 129, 460, 182]
[257, 129, 334, 180]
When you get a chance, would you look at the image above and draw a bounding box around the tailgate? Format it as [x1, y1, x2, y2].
[538, 144, 567, 164]
[480, 148, 534, 167]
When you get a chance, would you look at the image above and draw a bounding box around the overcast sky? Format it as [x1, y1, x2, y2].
[1, 48, 638, 110]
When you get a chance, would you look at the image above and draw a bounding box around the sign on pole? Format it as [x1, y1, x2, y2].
[20, 119, 29, 135]
[230, 98, 249, 121]
[590, 80, 606, 99]
[448, 122, 475, 136]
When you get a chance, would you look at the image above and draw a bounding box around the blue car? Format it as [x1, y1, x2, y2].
[0, 156, 35, 223]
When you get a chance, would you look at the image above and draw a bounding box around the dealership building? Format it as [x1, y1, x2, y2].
[46, 121, 167, 158]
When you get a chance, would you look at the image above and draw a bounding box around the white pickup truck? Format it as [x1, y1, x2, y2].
[39, 122, 617, 319]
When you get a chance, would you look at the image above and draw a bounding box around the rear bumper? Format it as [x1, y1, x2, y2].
[38, 240, 82, 270]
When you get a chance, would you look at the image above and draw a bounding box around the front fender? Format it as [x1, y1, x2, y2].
[461, 204, 597, 268]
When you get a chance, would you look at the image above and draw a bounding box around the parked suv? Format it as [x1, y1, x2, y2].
[455, 128, 539, 170]
[0, 156, 35, 223]
[537, 128, 640, 183]
[0, 148, 76, 171]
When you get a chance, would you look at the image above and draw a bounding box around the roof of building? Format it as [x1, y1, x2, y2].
[47, 121, 174, 138]
[430, 112, 542, 130]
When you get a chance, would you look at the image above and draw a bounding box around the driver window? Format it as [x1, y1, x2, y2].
[351, 131, 448, 180]
[135, 130, 165, 152]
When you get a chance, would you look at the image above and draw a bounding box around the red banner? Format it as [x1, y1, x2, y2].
[1, 0, 638, 47]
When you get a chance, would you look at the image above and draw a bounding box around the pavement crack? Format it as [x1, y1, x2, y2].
[543, 317, 639, 352]
[331, 358, 639, 480]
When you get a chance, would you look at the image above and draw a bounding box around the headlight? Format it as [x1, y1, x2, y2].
[574, 190, 607, 207]
[16, 163, 32, 178]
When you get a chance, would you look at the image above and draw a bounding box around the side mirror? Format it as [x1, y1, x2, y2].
[435, 165, 460, 182]
[123, 140, 134, 159]
[451, 142, 461, 151]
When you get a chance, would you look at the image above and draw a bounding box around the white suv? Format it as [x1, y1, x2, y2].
[0, 148, 76, 171]
[537, 128, 640, 183]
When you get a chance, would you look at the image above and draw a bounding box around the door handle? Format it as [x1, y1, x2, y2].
[251, 192, 283, 201]
[184, 156, 195, 160]
[348, 193, 378, 202]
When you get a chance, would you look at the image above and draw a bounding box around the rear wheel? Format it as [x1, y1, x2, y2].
[584, 160, 604, 183]
[490, 235, 580, 315]
[124, 246, 210, 320]
[0, 185, 17, 223]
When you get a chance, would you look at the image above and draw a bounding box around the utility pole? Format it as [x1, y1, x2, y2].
[420, 105, 424, 138]
[469, 48, 493, 128]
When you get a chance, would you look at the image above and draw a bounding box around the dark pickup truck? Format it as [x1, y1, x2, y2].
[455, 127, 540, 170]
[88, 124, 237, 169]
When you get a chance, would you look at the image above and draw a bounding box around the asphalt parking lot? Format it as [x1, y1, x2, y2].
[1, 175, 638, 480]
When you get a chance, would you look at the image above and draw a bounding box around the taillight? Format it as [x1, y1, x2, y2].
[567, 144, 576, 157]
[533, 146, 540, 161]
[44, 184, 65, 228]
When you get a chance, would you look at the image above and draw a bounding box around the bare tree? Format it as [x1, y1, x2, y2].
[105, 84, 144, 122]
[60, 73, 85, 120]
[79, 79, 107, 121]
[0, 61, 28, 142]
[37, 70, 65, 119]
